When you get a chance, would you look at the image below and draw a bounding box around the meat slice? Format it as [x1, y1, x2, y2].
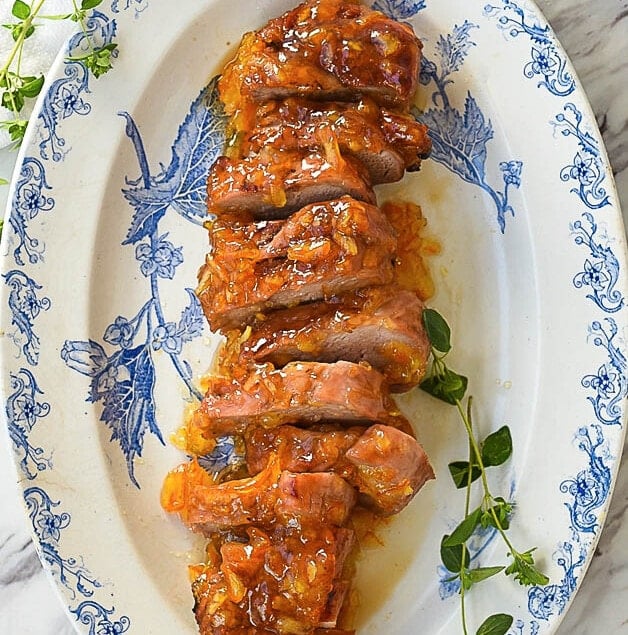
[161, 457, 357, 533]
[245, 424, 435, 515]
[190, 525, 355, 634]
[345, 424, 435, 515]
[231, 286, 431, 392]
[219, 0, 422, 113]
[196, 197, 397, 331]
[191, 360, 410, 436]
[245, 425, 365, 475]
[207, 148, 375, 219]
[230, 98, 431, 184]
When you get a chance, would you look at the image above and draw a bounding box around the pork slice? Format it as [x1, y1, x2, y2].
[192, 360, 410, 436]
[218, 0, 422, 113]
[235, 286, 431, 392]
[234, 98, 431, 184]
[245, 424, 433, 516]
[161, 457, 356, 533]
[207, 149, 375, 219]
[345, 424, 435, 515]
[245, 425, 365, 475]
[196, 197, 397, 331]
[276, 471, 357, 527]
[192, 525, 355, 634]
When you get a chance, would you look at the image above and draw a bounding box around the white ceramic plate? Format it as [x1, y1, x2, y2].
[1, 1, 626, 633]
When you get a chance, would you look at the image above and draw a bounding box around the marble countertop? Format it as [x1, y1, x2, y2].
[1, 1, 627, 634]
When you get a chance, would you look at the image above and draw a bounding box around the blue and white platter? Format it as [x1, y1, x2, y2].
[1, 1, 626, 634]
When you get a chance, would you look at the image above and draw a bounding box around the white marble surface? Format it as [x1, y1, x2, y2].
[0, 1, 627, 634]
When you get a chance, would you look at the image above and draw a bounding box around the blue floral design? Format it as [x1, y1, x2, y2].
[552, 103, 610, 210]
[73, 601, 131, 634]
[509, 620, 540, 635]
[581, 319, 627, 426]
[3, 270, 51, 366]
[571, 213, 624, 313]
[484, 1, 575, 96]
[25, 487, 100, 598]
[559, 426, 612, 534]
[6, 369, 52, 479]
[527, 539, 587, 620]
[111, 0, 149, 18]
[24, 487, 131, 630]
[62, 79, 226, 486]
[372, 0, 426, 19]
[417, 21, 522, 232]
[38, 11, 117, 161]
[8, 157, 55, 265]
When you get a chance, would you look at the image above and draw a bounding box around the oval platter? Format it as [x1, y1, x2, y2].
[1, 1, 626, 634]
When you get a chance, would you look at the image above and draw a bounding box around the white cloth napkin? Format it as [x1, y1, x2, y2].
[0, 0, 76, 147]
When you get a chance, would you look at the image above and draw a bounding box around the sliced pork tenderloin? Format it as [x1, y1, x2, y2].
[219, 0, 422, 113]
[190, 360, 410, 437]
[207, 148, 375, 219]
[196, 197, 397, 331]
[231, 285, 430, 392]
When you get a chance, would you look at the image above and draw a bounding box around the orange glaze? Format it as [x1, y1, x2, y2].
[225, 97, 431, 178]
[382, 200, 441, 301]
[189, 524, 356, 634]
[196, 197, 397, 330]
[218, 0, 422, 116]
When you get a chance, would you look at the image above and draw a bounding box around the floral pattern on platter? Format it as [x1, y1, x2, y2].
[552, 103, 610, 210]
[111, 0, 149, 18]
[417, 21, 523, 232]
[571, 213, 624, 314]
[371, 0, 425, 20]
[37, 11, 117, 162]
[483, 1, 575, 97]
[8, 157, 55, 266]
[24, 487, 130, 631]
[6, 369, 51, 480]
[3, 269, 51, 366]
[61, 79, 227, 487]
[581, 319, 628, 427]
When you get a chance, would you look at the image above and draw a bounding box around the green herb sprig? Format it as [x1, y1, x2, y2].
[0, 0, 117, 149]
[421, 308, 549, 635]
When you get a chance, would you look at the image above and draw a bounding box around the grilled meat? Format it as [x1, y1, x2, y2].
[227, 98, 431, 185]
[246, 424, 434, 515]
[161, 456, 357, 533]
[191, 525, 355, 634]
[197, 197, 397, 331]
[219, 0, 422, 114]
[230, 286, 430, 392]
[207, 148, 376, 219]
[190, 360, 410, 437]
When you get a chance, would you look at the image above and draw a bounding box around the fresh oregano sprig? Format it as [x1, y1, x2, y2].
[421, 308, 549, 635]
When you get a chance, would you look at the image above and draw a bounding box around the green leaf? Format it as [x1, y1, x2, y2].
[505, 550, 549, 586]
[12, 0, 30, 20]
[420, 367, 468, 405]
[0, 178, 8, 185]
[440, 535, 469, 572]
[81, 0, 103, 8]
[481, 426, 513, 467]
[422, 308, 451, 353]
[442, 507, 482, 547]
[467, 566, 505, 584]
[480, 498, 513, 530]
[19, 74, 44, 98]
[448, 460, 482, 489]
[476, 613, 514, 635]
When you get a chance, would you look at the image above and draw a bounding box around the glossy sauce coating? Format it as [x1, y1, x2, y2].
[196, 197, 397, 330]
[219, 0, 422, 120]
